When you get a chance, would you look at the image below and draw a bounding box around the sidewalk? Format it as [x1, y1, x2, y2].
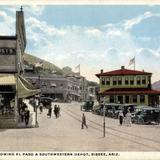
[17, 99, 36, 128]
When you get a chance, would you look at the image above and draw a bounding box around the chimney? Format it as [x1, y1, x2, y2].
[100, 69, 103, 73]
[142, 70, 144, 72]
[121, 66, 125, 70]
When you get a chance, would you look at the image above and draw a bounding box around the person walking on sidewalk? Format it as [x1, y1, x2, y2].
[47, 106, 52, 118]
[126, 110, 132, 127]
[118, 111, 124, 126]
[81, 113, 88, 129]
[24, 108, 30, 126]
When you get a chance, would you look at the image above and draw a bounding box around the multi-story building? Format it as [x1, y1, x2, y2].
[96, 66, 160, 106]
[0, 8, 38, 128]
[23, 72, 85, 102]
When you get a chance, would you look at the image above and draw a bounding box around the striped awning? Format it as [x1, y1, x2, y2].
[0, 74, 39, 98]
[17, 75, 40, 98]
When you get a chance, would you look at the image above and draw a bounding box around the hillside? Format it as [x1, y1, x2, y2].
[152, 80, 160, 90]
[23, 53, 63, 75]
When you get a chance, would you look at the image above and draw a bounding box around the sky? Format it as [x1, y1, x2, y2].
[0, 5, 160, 83]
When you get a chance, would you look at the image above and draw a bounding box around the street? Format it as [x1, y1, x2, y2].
[0, 102, 160, 151]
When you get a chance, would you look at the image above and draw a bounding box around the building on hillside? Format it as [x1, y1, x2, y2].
[23, 67, 92, 102]
[23, 72, 81, 102]
[0, 8, 38, 128]
[96, 66, 160, 106]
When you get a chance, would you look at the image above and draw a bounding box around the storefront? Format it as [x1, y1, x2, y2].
[0, 8, 39, 128]
[0, 74, 39, 128]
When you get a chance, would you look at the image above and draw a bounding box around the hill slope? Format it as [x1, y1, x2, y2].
[23, 53, 63, 74]
[152, 80, 160, 90]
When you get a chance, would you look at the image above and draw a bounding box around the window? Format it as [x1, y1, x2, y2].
[113, 77, 117, 85]
[101, 78, 105, 85]
[140, 95, 145, 103]
[105, 77, 110, 85]
[137, 77, 141, 85]
[133, 95, 137, 103]
[125, 96, 129, 103]
[130, 77, 134, 85]
[118, 77, 122, 85]
[125, 77, 129, 85]
[110, 96, 114, 103]
[142, 76, 146, 85]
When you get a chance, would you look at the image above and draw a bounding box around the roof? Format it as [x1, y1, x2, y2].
[101, 88, 160, 95]
[0, 36, 17, 40]
[96, 68, 152, 78]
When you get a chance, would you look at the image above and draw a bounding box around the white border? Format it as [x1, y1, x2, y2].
[0, 0, 159, 5]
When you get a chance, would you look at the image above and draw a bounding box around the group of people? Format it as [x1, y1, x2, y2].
[47, 105, 61, 118]
[19, 102, 30, 126]
[118, 109, 132, 126]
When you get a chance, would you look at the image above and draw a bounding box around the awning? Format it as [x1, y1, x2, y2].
[0, 74, 39, 97]
[0, 74, 16, 85]
[17, 75, 40, 98]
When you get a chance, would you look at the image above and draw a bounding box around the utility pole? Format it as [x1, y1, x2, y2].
[101, 96, 106, 137]
[103, 103, 106, 137]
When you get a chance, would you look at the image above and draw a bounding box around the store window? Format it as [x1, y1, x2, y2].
[137, 77, 141, 85]
[140, 95, 145, 103]
[133, 95, 137, 103]
[0, 93, 15, 116]
[110, 96, 114, 103]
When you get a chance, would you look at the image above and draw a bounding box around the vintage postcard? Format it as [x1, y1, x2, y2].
[0, 0, 160, 160]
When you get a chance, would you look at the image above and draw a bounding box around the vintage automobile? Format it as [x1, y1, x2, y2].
[39, 97, 53, 107]
[132, 107, 160, 124]
[120, 104, 137, 117]
[81, 101, 94, 111]
[93, 103, 137, 119]
[92, 103, 122, 117]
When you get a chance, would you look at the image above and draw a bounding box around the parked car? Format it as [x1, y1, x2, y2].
[92, 103, 122, 118]
[132, 107, 160, 124]
[81, 101, 94, 111]
[40, 97, 53, 107]
[92, 104, 103, 115]
[119, 104, 137, 117]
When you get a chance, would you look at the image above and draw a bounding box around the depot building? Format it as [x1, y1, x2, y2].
[96, 66, 160, 106]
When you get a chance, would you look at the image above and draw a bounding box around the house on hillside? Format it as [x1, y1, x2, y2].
[96, 66, 160, 106]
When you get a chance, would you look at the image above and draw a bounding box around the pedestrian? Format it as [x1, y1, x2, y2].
[81, 113, 88, 129]
[54, 105, 58, 118]
[24, 108, 30, 126]
[39, 102, 43, 114]
[20, 109, 25, 122]
[47, 106, 52, 118]
[118, 110, 124, 126]
[126, 110, 132, 127]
